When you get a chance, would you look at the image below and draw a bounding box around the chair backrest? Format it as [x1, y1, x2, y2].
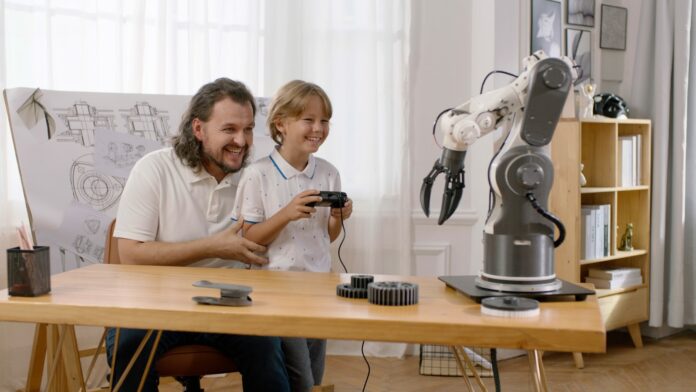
[103, 219, 120, 265]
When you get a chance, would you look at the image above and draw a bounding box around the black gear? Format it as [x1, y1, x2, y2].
[350, 274, 374, 289]
[367, 282, 419, 306]
[336, 283, 368, 299]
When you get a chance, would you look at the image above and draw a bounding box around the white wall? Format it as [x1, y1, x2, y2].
[598, 0, 645, 101]
[409, 0, 523, 277]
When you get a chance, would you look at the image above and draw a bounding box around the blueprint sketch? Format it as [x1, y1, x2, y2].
[55, 101, 116, 146]
[70, 153, 125, 211]
[94, 128, 163, 178]
[4, 88, 274, 270]
[120, 102, 171, 143]
[48, 203, 112, 266]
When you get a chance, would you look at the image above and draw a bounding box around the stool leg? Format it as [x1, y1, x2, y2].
[449, 346, 476, 391]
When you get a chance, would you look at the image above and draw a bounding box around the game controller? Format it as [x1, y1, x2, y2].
[307, 191, 348, 208]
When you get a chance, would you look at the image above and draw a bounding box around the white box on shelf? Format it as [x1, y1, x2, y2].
[588, 267, 642, 280]
[585, 275, 643, 289]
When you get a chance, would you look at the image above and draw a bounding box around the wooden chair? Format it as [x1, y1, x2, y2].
[103, 219, 237, 391]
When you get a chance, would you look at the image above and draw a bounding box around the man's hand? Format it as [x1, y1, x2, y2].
[281, 189, 322, 222]
[330, 198, 353, 220]
[213, 219, 268, 266]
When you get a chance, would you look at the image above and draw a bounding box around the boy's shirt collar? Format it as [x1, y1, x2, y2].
[269, 147, 316, 180]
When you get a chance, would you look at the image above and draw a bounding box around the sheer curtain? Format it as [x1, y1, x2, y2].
[628, 0, 696, 329]
[0, 0, 410, 388]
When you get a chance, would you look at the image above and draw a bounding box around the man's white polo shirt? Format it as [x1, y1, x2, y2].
[114, 147, 242, 268]
[232, 147, 341, 272]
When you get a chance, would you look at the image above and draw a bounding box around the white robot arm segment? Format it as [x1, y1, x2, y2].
[437, 51, 575, 152]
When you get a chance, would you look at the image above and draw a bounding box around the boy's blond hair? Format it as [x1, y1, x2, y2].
[267, 80, 333, 145]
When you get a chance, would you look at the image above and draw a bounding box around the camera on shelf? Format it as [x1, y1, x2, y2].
[307, 191, 348, 208]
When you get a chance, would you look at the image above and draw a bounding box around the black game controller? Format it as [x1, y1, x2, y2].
[307, 191, 348, 208]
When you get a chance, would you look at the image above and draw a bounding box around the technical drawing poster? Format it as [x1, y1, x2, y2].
[4, 87, 273, 271]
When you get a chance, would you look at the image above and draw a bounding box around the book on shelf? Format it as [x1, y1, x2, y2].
[585, 275, 643, 289]
[581, 204, 611, 259]
[619, 136, 633, 186]
[634, 134, 642, 185]
[588, 267, 641, 280]
[581, 207, 594, 259]
[601, 204, 610, 257]
[619, 134, 642, 187]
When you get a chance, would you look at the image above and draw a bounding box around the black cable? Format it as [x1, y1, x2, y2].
[361, 340, 371, 392]
[336, 209, 371, 391]
[479, 69, 517, 221]
[491, 348, 501, 392]
[479, 70, 518, 94]
[525, 192, 566, 247]
[431, 107, 453, 148]
[337, 209, 348, 273]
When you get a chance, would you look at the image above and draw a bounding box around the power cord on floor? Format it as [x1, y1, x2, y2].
[336, 209, 371, 391]
[361, 341, 371, 392]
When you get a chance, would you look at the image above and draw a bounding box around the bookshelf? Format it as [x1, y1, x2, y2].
[550, 118, 651, 350]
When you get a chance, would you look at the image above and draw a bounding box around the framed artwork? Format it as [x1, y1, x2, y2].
[567, 0, 595, 27]
[566, 28, 591, 84]
[531, 0, 562, 57]
[600, 4, 627, 50]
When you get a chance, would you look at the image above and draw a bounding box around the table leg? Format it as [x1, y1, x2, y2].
[61, 325, 87, 391]
[449, 346, 476, 391]
[572, 352, 584, 369]
[527, 350, 549, 392]
[81, 328, 108, 392]
[534, 350, 548, 391]
[25, 323, 47, 392]
[452, 346, 488, 391]
[46, 324, 68, 391]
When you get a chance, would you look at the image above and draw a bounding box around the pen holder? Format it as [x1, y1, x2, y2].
[7, 246, 51, 296]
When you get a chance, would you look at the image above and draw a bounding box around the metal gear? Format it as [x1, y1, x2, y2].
[336, 283, 368, 299]
[350, 274, 374, 289]
[367, 282, 419, 306]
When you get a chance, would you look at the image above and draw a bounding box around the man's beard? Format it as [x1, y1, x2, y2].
[203, 147, 251, 175]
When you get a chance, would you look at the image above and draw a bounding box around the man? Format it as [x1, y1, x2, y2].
[106, 78, 290, 391]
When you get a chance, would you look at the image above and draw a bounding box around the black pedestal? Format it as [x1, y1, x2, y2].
[439, 275, 594, 302]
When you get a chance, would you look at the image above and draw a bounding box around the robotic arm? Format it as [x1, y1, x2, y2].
[421, 51, 576, 293]
[421, 52, 575, 223]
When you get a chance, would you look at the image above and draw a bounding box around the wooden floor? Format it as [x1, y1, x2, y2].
[160, 330, 696, 392]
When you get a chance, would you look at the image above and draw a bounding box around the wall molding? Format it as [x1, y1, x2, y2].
[412, 242, 452, 275]
[411, 209, 479, 226]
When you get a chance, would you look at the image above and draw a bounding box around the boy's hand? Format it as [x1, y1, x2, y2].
[282, 189, 322, 222]
[331, 198, 353, 220]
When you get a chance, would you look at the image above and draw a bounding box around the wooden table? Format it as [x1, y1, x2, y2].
[0, 264, 605, 391]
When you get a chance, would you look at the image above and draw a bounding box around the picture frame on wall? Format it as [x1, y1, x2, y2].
[600, 4, 627, 50]
[567, 0, 595, 27]
[566, 28, 591, 84]
[531, 0, 562, 57]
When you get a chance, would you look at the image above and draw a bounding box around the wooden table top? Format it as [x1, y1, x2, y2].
[0, 264, 605, 353]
